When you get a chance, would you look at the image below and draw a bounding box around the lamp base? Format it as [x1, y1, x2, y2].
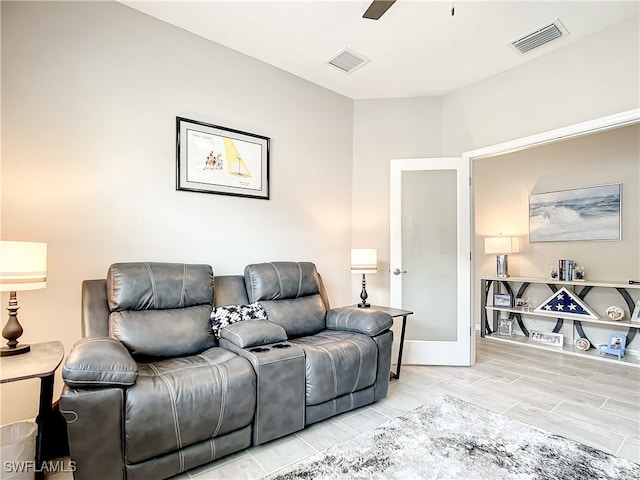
[358, 273, 371, 308]
[496, 254, 510, 278]
[2, 291, 32, 357]
[0, 344, 30, 357]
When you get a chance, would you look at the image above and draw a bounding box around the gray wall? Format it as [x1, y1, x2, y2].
[442, 15, 639, 153]
[1, 1, 353, 423]
[351, 97, 443, 304]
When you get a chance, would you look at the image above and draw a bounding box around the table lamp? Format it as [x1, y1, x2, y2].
[484, 235, 518, 278]
[0, 241, 47, 356]
[351, 248, 377, 308]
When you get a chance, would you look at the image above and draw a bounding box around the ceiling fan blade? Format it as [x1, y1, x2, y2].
[362, 0, 396, 20]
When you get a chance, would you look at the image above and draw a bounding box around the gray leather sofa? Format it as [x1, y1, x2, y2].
[60, 261, 393, 480]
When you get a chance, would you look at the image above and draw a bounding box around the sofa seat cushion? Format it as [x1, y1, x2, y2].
[124, 347, 255, 464]
[290, 330, 378, 406]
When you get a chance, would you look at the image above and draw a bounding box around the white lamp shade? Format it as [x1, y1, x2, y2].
[484, 236, 519, 255]
[0, 241, 48, 291]
[351, 248, 377, 274]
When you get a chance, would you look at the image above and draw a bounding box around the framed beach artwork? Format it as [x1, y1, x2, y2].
[529, 183, 621, 242]
[176, 117, 270, 199]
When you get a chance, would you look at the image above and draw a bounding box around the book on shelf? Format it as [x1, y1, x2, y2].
[558, 259, 575, 281]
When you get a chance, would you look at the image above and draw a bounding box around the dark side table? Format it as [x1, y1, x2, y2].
[0, 341, 64, 476]
[368, 306, 413, 380]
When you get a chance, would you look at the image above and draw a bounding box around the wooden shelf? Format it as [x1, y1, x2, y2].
[482, 276, 640, 290]
[485, 332, 640, 367]
[485, 306, 640, 328]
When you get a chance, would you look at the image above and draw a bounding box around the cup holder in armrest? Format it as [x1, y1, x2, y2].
[272, 344, 291, 349]
[250, 347, 271, 353]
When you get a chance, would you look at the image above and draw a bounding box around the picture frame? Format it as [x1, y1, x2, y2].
[575, 337, 590, 351]
[176, 117, 270, 199]
[529, 330, 564, 347]
[598, 332, 627, 359]
[493, 293, 513, 308]
[498, 318, 514, 337]
[515, 297, 530, 310]
[632, 300, 640, 323]
[529, 183, 621, 242]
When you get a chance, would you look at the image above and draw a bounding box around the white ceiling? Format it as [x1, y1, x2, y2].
[120, 1, 639, 99]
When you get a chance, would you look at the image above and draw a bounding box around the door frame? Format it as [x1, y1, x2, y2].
[464, 108, 640, 343]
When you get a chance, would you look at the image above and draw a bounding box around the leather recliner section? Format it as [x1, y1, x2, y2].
[125, 348, 255, 464]
[63, 263, 258, 480]
[241, 261, 392, 430]
[291, 331, 378, 406]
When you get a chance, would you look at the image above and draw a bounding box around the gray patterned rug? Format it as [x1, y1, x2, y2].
[266, 395, 639, 480]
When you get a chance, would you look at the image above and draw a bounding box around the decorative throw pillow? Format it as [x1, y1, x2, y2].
[210, 302, 267, 338]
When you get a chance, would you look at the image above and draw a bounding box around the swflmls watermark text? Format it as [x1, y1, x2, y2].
[3, 460, 76, 474]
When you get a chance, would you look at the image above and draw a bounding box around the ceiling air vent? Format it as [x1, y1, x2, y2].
[327, 48, 370, 74]
[509, 19, 569, 54]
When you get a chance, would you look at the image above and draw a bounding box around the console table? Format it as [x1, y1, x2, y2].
[481, 277, 639, 367]
[0, 341, 64, 474]
[369, 305, 413, 380]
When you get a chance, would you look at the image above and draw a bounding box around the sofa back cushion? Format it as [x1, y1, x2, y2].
[244, 262, 326, 337]
[107, 263, 215, 357]
[214, 275, 250, 306]
[108, 263, 213, 311]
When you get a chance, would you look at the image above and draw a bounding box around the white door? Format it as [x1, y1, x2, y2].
[389, 157, 472, 366]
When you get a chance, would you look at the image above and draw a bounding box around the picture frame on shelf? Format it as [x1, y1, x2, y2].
[530, 330, 564, 347]
[632, 300, 640, 323]
[605, 305, 625, 321]
[493, 293, 513, 308]
[598, 333, 627, 359]
[176, 117, 270, 199]
[515, 297, 530, 310]
[498, 318, 515, 337]
[575, 338, 590, 351]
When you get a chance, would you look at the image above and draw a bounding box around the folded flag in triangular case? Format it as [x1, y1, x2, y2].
[534, 286, 598, 319]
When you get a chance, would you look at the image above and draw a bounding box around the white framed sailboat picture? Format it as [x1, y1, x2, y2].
[176, 117, 269, 199]
[529, 183, 621, 242]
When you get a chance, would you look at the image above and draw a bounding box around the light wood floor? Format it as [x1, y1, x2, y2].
[52, 336, 639, 479]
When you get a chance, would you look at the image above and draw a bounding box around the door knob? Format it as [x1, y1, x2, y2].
[392, 268, 407, 275]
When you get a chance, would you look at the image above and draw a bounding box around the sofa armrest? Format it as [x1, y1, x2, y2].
[326, 307, 393, 336]
[60, 386, 126, 480]
[220, 319, 288, 349]
[62, 337, 138, 388]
